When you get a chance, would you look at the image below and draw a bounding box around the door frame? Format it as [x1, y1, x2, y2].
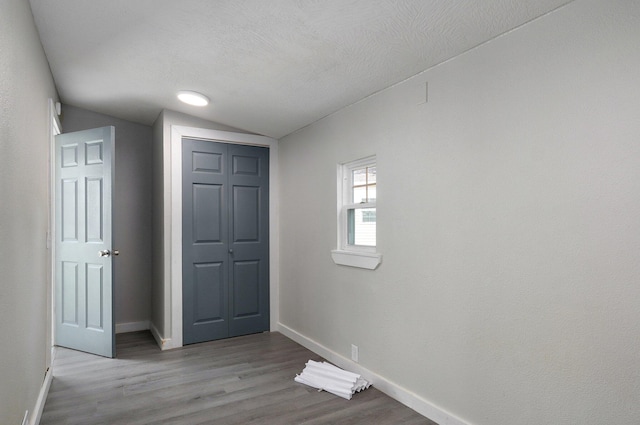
[166, 125, 279, 349]
[48, 99, 61, 360]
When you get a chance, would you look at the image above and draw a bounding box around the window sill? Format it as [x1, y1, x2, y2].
[331, 250, 382, 270]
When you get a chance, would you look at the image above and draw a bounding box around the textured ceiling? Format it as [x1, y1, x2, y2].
[29, 0, 573, 139]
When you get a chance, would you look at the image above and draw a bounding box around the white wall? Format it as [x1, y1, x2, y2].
[277, 0, 640, 424]
[61, 105, 153, 330]
[0, 0, 58, 423]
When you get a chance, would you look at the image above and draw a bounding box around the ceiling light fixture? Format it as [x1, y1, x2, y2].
[177, 90, 210, 107]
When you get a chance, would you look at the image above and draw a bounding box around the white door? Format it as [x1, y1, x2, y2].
[54, 126, 115, 358]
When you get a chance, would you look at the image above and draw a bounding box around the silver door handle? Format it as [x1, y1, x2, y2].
[98, 249, 119, 257]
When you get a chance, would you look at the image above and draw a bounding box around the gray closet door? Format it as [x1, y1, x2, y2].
[183, 138, 269, 345]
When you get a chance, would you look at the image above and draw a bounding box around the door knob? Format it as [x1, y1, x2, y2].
[229, 249, 233, 255]
[98, 249, 111, 257]
[113, 250, 120, 256]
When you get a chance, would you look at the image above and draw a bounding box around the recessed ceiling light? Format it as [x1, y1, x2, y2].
[177, 90, 210, 107]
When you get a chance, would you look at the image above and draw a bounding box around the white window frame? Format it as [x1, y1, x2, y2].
[331, 155, 382, 270]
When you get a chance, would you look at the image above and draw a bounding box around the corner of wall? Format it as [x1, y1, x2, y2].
[150, 110, 166, 338]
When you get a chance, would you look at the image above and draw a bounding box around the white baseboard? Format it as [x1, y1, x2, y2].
[277, 323, 470, 425]
[30, 363, 54, 425]
[150, 321, 179, 350]
[115, 320, 150, 334]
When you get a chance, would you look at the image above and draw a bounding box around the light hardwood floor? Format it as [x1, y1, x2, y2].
[41, 331, 436, 425]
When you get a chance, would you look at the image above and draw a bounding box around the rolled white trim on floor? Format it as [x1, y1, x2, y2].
[278, 323, 470, 425]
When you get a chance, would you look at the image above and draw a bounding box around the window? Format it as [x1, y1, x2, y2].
[331, 156, 382, 269]
[346, 162, 376, 247]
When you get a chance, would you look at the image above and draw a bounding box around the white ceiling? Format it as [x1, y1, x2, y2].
[30, 0, 572, 139]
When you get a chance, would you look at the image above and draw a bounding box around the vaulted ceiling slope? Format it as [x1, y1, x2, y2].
[29, 0, 573, 139]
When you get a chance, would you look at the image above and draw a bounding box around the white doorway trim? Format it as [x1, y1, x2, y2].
[165, 125, 279, 349]
[38, 98, 61, 425]
[48, 99, 61, 356]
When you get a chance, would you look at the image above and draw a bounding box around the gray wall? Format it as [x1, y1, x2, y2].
[61, 105, 153, 328]
[278, 0, 640, 424]
[0, 0, 58, 422]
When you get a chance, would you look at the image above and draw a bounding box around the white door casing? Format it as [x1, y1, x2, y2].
[162, 125, 279, 349]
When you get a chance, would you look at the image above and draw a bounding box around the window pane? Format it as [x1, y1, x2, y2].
[362, 210, 376, 222]
[353, 186, 367, 203]
[368, 184, 376, 202]
[352, 168, 367, 185]
[347, 208, 376, 246]
[367, 166, 376, 184]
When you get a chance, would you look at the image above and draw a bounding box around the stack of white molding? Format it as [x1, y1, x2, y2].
[294, 360, 371, 400]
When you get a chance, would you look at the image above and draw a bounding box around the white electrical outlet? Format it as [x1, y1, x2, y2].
[351, 344, 359, 362]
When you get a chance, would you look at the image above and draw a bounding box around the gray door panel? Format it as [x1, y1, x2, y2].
[228, 144, 269, 337]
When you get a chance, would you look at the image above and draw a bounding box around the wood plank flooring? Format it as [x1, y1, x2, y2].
[41, 331, 436, 425]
